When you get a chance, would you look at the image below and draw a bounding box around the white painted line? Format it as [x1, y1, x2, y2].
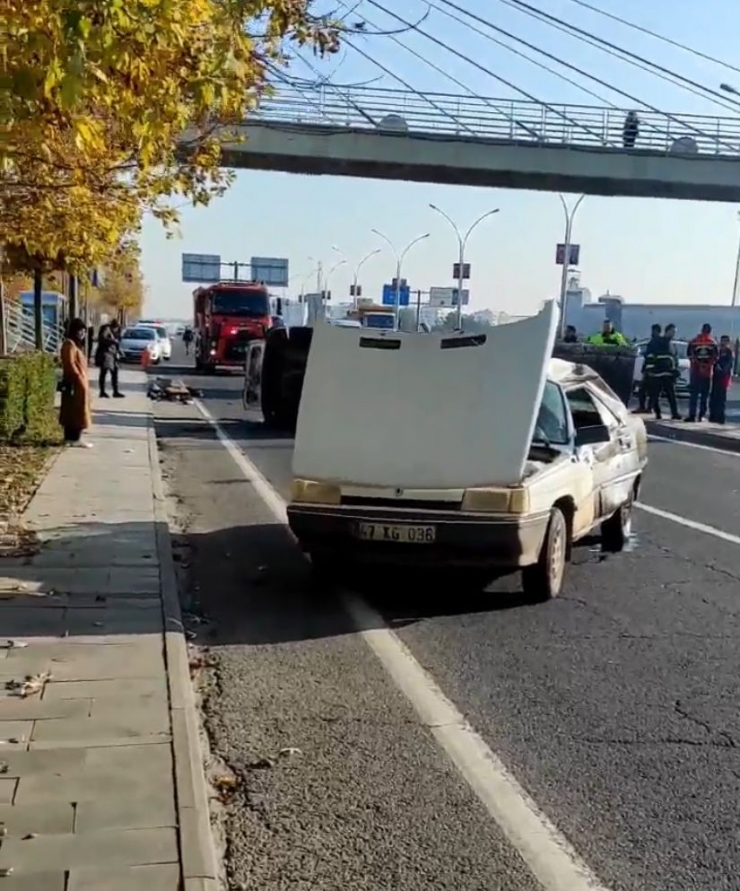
[635, 501, 740, 547]
[648, 434, 740, 458]
[193, 398, 613, 891]
[194, 400, 288, 524]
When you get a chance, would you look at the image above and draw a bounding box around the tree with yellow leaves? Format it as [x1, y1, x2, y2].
[3, 0, 340, 266]
[91, 246, 146, 325]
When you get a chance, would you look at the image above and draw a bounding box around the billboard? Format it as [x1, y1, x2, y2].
[429, 286, 470, 307]
[251, 257, 289, 287]
[182, 253, 221, 283]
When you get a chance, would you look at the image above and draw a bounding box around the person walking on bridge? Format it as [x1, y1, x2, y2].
[623, 111, 640, 148]
[587, 319, 629, 347]
[686, 323, 718, 422]
[644, 323, 681, 421]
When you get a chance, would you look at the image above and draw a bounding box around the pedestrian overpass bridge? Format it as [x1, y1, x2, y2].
[206, 84, 740, 202]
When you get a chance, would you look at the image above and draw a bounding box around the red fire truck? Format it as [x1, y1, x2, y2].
[193, 281, 271, 372]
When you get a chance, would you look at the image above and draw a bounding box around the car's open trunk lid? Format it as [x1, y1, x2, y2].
[292, 301, 558, 489]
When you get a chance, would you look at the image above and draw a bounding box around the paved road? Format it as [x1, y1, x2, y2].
[154, 350, 740, 891]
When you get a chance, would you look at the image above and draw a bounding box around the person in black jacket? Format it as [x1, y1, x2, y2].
[95, 321, 124, 399]
[644, 323, 681, 420]
[636, 324, 662, 412]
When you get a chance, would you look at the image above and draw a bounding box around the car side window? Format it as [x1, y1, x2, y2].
[534, 381, 569, 445]
[565, 386, 612, 433]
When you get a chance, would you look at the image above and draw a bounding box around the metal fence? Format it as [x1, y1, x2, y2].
[2, 298, 64, 355]
[254, 84, 740, 157]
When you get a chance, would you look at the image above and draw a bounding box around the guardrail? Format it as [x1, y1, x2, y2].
[3, 300, 64, 355]
[254, 84, 740, 157]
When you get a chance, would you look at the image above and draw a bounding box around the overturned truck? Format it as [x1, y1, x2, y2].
[243, 325, 638, 434]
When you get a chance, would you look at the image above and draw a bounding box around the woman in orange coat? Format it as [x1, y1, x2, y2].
[59, 318, 92, 447]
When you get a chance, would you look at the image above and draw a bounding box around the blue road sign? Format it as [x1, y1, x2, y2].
[382, 282, 411, 306]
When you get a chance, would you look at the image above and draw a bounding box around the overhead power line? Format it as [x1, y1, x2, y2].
[554, 0, 740, 76]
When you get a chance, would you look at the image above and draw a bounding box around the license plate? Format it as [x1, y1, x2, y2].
[357, 523, 435, 544]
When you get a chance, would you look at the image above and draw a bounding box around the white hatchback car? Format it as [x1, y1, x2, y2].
[139, 324, 172, 361]
[119, 326, 162, 364]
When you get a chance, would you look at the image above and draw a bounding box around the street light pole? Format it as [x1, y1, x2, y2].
[557, 194, 585, 338]
[351, 249, 382, 309]
[429, 204, 500, 330]
[371, 229, 430, 329]
[323, 259, 346, 314]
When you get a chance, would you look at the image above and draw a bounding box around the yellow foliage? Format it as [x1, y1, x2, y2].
[92, 251, 146, 321]
[2, 0, 340, 267]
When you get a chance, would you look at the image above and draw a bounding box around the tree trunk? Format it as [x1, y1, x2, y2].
[33, 268, 43, 350]
[68, 274, 78, 321]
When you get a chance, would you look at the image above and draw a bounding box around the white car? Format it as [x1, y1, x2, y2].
[139, 324, 172, 361]
[633, 339, 690, 396]
[286, 302, 648, 601]
[119, 326, 162, 364]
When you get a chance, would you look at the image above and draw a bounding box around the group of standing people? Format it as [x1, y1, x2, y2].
[59, 318, 126, 447]
[638, 322, 734, 423]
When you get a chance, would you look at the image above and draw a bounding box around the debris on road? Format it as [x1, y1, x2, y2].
[0, 640, 28, 650]
[147, 378, 203, 404]
[277, 747, 303, 760]
[5, 670, 52, 699]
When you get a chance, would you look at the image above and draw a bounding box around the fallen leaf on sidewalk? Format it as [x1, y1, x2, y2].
[213, 774, 239, 801]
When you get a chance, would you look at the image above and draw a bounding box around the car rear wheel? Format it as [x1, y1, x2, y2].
[601, 496, 633, 553]
[521, 506, 567, 602]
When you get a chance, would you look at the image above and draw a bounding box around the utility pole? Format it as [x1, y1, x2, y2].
[557, 194, 585, 338]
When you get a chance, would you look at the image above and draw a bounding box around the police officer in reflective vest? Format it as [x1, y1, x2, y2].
[644, 323, 681, 421]
[586, 319, 629, 346]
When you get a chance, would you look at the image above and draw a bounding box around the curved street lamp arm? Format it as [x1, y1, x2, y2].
[462, 208, 500, 249]
[400, 232, 430, 264]
[429, 204, 461, 247]
[327, 258, 347, 278]
[354, 248, 382, 280]
[371, 228, 399, 263]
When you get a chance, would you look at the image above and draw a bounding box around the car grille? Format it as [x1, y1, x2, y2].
[340, 495, 461, 512]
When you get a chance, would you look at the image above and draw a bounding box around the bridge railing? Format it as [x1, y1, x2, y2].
[255, 84, 740, 157]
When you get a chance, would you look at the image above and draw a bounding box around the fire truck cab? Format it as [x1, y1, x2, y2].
[193, 282, 271, 372]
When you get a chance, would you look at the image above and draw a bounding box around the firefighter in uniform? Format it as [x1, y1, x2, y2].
[644, 323, 681, 421]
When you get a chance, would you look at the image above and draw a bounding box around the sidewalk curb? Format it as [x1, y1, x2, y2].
[146, 421, 220, 891]
[646, 420, 740, 454]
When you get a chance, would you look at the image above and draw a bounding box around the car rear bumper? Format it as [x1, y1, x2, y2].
[287, 504, 550, 569]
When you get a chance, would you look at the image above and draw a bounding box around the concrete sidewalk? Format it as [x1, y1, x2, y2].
[0, 370, 216, 890]
[647, 416, 740, 452]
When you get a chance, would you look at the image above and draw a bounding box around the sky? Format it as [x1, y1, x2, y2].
[141, 0, 740, 320]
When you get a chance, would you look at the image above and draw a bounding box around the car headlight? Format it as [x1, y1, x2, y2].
[461, 487, 529, 514]
[291, 479, 341, 505]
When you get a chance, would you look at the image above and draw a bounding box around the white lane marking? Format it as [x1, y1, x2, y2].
[193, 398, 613, 891]
[635, 501, 740, 547]
[194, 400, 288, 524]
[649, 434, 740, 458]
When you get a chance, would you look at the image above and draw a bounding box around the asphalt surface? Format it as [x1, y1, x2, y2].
[154, 347, 740, 891]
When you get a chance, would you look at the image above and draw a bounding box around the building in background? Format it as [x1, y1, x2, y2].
[563, 275, 740, 340]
